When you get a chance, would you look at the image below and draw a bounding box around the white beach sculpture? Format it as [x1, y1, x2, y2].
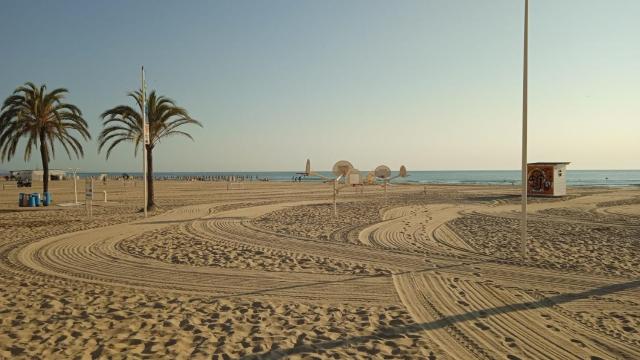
[332, 160, 353, 180]
[374, 165, 391, 179]
[304, 159, 355, 216]
[374, 164, 408, 200]
[330, 160, 355, 215]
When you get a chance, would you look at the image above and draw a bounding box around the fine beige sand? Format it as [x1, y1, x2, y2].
[0, 179, 639, 359]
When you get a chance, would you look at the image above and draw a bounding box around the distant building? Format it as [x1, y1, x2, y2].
[348, 169, 362, 185]
[527, 162, 570, 197]
[10, 169, 67, 182]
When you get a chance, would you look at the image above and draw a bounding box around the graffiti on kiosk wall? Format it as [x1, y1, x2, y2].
[528, 166, 554, 195]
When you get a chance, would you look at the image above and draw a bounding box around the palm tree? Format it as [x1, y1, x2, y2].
[98, 90, 201, 211]
[0, 82, 90, 193]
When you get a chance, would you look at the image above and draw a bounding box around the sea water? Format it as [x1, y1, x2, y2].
[80, 170, 640, 187]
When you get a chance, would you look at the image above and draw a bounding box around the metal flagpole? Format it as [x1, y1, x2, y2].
[68, 168, 78, 204]
[73, 169, 78, 204]
[333, 180, 337, 217]
[142, 66, 148, 218]
[384, 180, 388, 203]
[521, 0, 529, 260]
[90, 177, 94, 217]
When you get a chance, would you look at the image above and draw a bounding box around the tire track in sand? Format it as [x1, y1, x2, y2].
[10, 192, 640, 359]
[394, 272, 640, 359]
[14, 201, 397, 305]
[359, 201, 640, 359]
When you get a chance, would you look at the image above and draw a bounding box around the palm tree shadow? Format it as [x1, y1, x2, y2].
[239, 279, 640, 360]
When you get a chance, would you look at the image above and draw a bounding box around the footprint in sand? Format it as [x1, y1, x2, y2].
[622, 326, 636, 333]
[504, 336, 518, 348]
[570, 338, 586, 347]
[545, 324, 560, 332]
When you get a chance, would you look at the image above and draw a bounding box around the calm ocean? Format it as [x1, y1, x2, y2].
[79, 170, 640, 187]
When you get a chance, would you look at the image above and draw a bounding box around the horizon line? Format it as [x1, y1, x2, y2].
[4, 168, 637, 173]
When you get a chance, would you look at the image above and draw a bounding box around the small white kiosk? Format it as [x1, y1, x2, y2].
[527, 162, 570, 197]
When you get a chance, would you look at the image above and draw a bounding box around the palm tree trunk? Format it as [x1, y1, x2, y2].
[146, 145, 155, 210]
[39, 132, 49, 193]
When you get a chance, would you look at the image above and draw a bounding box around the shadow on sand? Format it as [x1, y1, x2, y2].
[238, 278, 640, 359]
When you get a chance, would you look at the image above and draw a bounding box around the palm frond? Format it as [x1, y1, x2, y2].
[99, 88, 202, 156]
[0, 82, 89, 163]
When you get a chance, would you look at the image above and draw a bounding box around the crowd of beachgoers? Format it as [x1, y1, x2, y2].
[1, 174, 272, 183]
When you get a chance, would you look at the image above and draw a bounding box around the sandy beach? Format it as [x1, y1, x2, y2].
[0, 179, 639, 359]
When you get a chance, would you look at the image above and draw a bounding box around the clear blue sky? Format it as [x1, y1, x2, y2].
[1, 0, 638, 172]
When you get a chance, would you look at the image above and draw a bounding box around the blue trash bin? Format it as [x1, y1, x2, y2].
[30, 193, 40, 207]
[19, 193, 25, 207]
[43, 192, 52, 206]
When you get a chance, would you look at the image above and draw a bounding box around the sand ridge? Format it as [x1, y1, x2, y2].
[1, 180, 639, 358]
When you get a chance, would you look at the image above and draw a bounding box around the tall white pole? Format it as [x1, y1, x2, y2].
[333, 180, 337, 217]
[384, 180, 388, 203]
[74, 169, 78, 204]
[90, 177, 94, 218]
[521, 0, 529, 260]
[142, 66, 148, 218]
[69, 168, 78, 204]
